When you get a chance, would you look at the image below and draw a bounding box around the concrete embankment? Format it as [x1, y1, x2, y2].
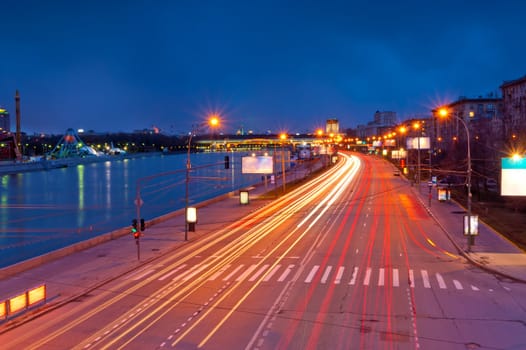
[0, 190, 235, 279]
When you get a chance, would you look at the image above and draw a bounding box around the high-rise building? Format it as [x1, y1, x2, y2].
[326, 119, 339, 134]
[0, 108, 10, 133]
[356, 111, 398, 139]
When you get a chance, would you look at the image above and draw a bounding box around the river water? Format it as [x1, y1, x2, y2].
[0, 152, 262, 268]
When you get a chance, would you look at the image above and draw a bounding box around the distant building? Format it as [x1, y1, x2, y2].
[356, 111, 397, 139]
[431, 95, 504, 182]
[374, 110, 397, 125]
[0, 107, 10, 133]
[500, 75, 526, 139]
[326, 119, 339, 135]
[433, 96, 503, 146]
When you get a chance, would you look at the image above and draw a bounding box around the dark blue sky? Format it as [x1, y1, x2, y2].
[1, 1, 525, 135]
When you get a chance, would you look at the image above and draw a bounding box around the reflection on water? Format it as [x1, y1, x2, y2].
[0, 152, 261, 267]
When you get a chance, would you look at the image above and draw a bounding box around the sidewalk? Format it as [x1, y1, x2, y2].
[412, 181, 526, 283]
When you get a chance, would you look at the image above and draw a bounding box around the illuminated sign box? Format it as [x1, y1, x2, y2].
[438, 188, 450, 201]
[384, 139, 396, 147]
[186, 207, 197, 223]
[239, 190, 249, 205]
[501, 157, 526, 196]
[463, 215, 479, 236]
[406, 137, 430, 150]
[242, 156, 274, 174]
[0, 301, 6, 319]
[9, 293, 27, 315]
[28, 285, 46, 306]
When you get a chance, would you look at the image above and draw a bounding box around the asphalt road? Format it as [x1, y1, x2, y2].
[2, 152, 525, 349]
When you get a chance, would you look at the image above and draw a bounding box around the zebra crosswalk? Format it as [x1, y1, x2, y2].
[142, 263, 481, 291]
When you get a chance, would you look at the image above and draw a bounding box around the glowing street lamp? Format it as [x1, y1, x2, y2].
[439, 107, 475, 251]
[279, 133, 287, 193]
[413, 122, 422, 186]
[184, 115, 220, 240]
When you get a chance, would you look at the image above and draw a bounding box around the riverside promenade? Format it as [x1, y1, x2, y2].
[1, 156, 525, 331]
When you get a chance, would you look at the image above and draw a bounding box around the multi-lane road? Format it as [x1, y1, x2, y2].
[3, 152, 526, 349]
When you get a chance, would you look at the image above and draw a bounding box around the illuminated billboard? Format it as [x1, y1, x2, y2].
[406, 137, 430, 150]
[501, 157, 526, 196]
[242, 156, 274, 174]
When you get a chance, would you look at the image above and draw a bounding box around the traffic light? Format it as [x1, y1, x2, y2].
[140, 218, 145, 231]
[224, 156, 230, 169]
[132, 219, 139, 239]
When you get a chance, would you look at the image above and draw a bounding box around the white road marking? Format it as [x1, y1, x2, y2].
[363, 267, 372, 286]
[183, 264, 209, 281]
[436, 273, 447, 289]
[321, 266, 333, 284]
[132, 269, 155, 281]
[453, 280, 463, 290]
[158, 264, 186, 281]
[249, 264, 270, 282]
[278, 265, 295, 282]
[393, 268, 399, 287]
[305, 265, 320, 283]
[223, 264, 244, 281]
[378, 268, 385, 286]
[236, 264, 258, 281]
[208, 264, 231, 281]
[409, 270, 415, 288]
[334, 266, 345, 284]
[349, 267, 359, 285]
[421, 270, 431, 288]
[263, 265, 281, 282]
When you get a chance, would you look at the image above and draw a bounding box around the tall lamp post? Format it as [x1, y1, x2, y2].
[439, 108, 474, 251]
[185, 115, 220, 241]
[279, 133, 287, 193]
[413, 122, 422, 187]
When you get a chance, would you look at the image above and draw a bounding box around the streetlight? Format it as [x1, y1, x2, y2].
[184, 115, 220, 241]
[413, 122, 422, 187]
[279, 133, 287, 193]
[439, 107, 474, 251]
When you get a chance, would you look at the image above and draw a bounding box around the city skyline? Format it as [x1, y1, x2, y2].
[1, 1, 525, 135]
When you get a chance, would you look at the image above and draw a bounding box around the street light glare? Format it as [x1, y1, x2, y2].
[209, 115, 220, 127]
[439, 108, 449, 118]
[512, 153, 522, 161]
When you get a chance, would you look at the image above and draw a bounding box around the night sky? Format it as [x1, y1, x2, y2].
[1, 1, 525, 135]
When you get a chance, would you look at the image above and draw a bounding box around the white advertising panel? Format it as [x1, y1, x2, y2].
[463, 215, 479, 236]
[384, 139, 396, 147]
[406, 137, 430, 150]
[501, 157, 526, 196]
[242, 156, 274, 174]
[391, 149, 407, 159]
